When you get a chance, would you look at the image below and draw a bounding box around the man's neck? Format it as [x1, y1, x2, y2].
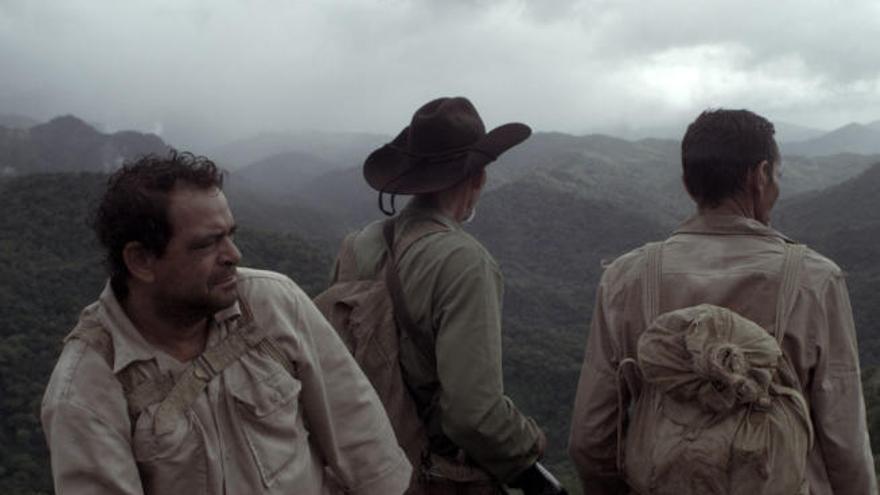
[122, 290, 210, 362]
[698, 196, 764, 225]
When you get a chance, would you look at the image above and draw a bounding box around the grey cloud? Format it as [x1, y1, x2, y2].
[0, 0, 878, 150]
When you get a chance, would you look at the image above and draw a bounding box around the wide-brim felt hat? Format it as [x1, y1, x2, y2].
[364, 96, 531, 194]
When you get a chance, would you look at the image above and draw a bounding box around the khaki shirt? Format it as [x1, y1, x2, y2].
[42, 268, 411, 495]
[569, 214, 877, 495]
[348, 204, 542, 481]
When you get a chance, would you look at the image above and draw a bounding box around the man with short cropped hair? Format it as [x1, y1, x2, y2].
[41, 151, 411, 494]
[569, 109, 877, 494]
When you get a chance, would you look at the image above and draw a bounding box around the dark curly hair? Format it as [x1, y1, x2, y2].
[92, 150, 224, 298]
[682, 109, 779, 208]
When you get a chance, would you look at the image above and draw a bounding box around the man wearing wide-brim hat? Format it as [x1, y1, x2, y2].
[323, 97, 554, 493]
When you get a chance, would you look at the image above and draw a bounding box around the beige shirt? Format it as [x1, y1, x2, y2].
[42, 268, 411, 495]
[569, 214, 877, 495]
[348, 204, 542, 481]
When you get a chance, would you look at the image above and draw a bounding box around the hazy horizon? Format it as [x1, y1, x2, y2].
[3, 0, 880, 150]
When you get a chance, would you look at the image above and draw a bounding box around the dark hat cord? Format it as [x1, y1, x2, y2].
[378, 190, 398, 217]
[377, 164, 423, 216]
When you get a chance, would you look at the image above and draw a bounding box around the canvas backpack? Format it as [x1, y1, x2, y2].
[66, 297, 294, 434]
[617, 241, 814, 495]
[314, 219, 504, 494]
[313, 219, 448, 474]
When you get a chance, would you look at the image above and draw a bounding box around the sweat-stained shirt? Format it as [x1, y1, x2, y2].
[41, 268, 411, 495]
[344, 203, 542, 482]
[569, 214, 877, 495]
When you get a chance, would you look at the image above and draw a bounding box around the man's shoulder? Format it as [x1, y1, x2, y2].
[42, 333, 126, 421]
[235, 267, 311, 307]
[599, 243, 653, 287]
[414, 224, 493, 262]
[236, 267, 302, 291]
[801, 244, 845, 285]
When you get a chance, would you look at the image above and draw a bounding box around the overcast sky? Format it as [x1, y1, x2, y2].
[2, 0, 879, 150]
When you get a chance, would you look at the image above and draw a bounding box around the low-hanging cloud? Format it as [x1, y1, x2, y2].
[1, 0, 878, 150]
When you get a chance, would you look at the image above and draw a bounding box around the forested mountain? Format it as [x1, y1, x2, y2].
[784, 121, 880, 156]
[4, 118, 880, 493]
[776, 162, 880, 363]
[0, 173, 332, 494]
[0, 116, 169, 176]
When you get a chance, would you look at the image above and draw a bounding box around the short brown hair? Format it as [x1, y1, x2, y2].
[682, 109, 778, 208]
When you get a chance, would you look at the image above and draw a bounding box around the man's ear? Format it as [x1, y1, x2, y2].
[471, 169, 487, 191]
[122, 241, 156, 284]
[754, 159, 772, 192]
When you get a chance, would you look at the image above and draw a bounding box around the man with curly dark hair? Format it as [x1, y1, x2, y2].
[41, 151, 412, 494]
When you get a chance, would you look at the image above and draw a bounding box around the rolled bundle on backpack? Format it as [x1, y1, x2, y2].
[637, 304, 782, 413]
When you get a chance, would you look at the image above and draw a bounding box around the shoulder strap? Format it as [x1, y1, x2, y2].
[773, 243, 807, 345]
[642, 241, 664, 325]
[66, 320, 115, 365]
[69, 296, 296, 434]
[332, 232, 360, 283]
[238, 296, 297, 377]
[382, 218, 448, 347]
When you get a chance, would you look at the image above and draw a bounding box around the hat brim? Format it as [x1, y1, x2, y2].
[364, 122, 531, 194]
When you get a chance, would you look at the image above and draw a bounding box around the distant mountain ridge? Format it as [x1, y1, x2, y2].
[0, 115, 170, 176]
[0, 113, 39, 129]
[784, 121, 880, 156]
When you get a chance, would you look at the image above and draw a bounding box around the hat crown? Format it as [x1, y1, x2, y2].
[409, 97, 486, 154]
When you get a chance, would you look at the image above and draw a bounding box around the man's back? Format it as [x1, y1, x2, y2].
[570, 213, 876, 494]
[346, 204, 543, 482]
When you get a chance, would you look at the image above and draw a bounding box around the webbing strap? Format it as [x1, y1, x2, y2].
[641, 242, 664, 325]
[125, 374, 175, 418]
[382, 218, 448, 355]
[333, 232, 360, 283]
[68, 296, 295, 432]
[66, 320, 114, 364]
[773, 243, 807, 345]
[153, 321, 256, 434]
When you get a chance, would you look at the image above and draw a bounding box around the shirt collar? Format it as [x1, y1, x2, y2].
[94, 281, 242, 373]
[400, 202, 462, 231]
[673, 213, 794, 242]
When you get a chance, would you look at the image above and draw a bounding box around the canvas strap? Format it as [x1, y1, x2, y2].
[68, 296, 295, 433]
[382, 218, 448, 361]
[774, 243, 807, 345]
[641, 241, 806, 340]
[641, 241, 665, 324]
[332, 232, 360, 283]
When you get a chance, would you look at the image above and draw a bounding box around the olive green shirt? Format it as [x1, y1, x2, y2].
[345, 203, 542, 481]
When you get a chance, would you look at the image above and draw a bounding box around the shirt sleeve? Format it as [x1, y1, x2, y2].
[809, 274, 878, 494]
[432, 243, 542, 482]
[568, 279, 629, 495]
[41, 351, 144, 495]
[279, 279, 413, 495]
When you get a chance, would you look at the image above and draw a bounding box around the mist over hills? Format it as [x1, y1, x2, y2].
[784, 121, 880, 156]
[0, 115, 169, 176]
[0, 113, 39, 130]
[209, 130, 387, 170]
[3, 112, 880, 492]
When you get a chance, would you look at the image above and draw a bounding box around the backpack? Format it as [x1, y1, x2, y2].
[618, 241, 814, 495]
[313, 218, 449, 475]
